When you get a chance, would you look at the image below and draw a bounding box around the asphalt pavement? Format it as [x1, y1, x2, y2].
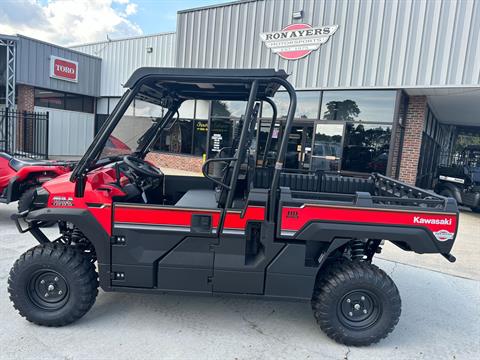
[0, 202, 479, 360]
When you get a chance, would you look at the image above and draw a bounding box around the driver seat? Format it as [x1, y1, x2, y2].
[174, 189, 218, 209]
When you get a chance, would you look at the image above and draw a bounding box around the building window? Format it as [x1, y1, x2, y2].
[342, 123, 392, 174]
[34, 88, 94, 113]
[152, 100, 209, 157]
[159, 119, 193, 154]
[262, 91, 321, 119]
[320, 90, 396, 123]
[193, 120, 208, 156]
[311, 123, 344, 172]
[34, 89, 64, 110]
[208, 118, 233, 157]
[211, 100, 246, 118]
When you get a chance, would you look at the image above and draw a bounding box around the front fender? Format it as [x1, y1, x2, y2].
[25, 207, 112, 290]
[436, 182, 462, 204]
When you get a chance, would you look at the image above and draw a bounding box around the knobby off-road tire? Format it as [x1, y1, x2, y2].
[17, 187, 36, 213]
[311, 260, 401, 346]
[8, 243, 98, 326]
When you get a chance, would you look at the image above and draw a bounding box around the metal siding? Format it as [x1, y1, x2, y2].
[15, 36, 101, 96]
[35, 106, 95, 156]
[176, 0, 480, 89]
[72, 33, 176, 97]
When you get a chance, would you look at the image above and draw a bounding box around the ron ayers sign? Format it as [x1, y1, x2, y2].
[50, 55, 78, 82]
[260, 23, 338, 60]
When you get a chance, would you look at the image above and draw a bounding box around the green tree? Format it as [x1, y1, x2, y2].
[323, 100, 360, 121]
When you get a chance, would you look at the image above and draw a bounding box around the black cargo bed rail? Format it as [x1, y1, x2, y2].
[285, 173, 457, 212]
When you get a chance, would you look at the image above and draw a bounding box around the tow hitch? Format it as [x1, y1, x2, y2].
[442, 253, 456, 263]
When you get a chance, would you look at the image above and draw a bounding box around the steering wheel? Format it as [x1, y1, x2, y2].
[123, 155, 164, 178]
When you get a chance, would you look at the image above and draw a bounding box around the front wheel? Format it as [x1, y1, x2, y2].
[8, 243, 98, 326]
[311, 261, 401, 346]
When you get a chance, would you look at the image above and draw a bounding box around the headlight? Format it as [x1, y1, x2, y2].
[33, 187, 50, 208]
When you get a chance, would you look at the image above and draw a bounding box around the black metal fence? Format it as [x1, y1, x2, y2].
[0, 108, 49, 159]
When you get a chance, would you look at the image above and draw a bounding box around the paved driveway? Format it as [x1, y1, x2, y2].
[0, 203, 479, 360]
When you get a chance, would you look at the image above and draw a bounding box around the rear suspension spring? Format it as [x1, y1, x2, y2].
[350, 240, 367, 260]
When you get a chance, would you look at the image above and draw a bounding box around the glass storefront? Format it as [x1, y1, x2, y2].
[152, 89, 398, 175]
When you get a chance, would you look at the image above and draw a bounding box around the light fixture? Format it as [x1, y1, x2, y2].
[292, 10, 303, 19]
[146, 46, 153, 53]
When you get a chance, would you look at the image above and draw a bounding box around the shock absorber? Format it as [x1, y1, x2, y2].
[71, 228, 84, 243]
[350, 240, 366, 260]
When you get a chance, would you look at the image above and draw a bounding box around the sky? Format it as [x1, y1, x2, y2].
[0, 0, 228, 46]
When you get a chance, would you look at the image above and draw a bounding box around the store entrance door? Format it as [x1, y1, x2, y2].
[310, 122, 344, 172]
[285, 124, 313, 170]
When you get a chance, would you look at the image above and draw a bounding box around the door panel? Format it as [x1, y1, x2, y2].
[212, 205, 284, 294]
[111, 203, 221, 290]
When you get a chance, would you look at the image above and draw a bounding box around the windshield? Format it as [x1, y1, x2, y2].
[98, 95, 166, 160]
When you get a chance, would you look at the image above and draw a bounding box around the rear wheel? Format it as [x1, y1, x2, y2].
[311, 260, 401, 346]
[8, 243, 98, 326]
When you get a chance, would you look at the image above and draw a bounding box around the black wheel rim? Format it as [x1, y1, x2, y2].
[337, 290, 382, 330]
[27, 270, 69, 310]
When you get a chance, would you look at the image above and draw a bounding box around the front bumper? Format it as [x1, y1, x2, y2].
[11, 211, 50, 243]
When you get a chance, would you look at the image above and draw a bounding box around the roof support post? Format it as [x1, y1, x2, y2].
[268, 78, 297, 222]
[225, 79, 259, 208]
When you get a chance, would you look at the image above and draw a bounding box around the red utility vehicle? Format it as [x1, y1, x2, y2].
[0, 152, 74, 211]
[8, 68, 458, 346]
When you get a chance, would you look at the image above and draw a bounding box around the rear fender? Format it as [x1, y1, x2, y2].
[295, 221, 455, 255]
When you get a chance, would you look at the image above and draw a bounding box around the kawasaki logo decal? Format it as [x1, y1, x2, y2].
[413, 217, 452, 226]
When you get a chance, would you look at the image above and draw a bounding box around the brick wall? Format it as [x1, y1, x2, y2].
[397, 96, 427, 185]
[17, 85, 35, 113]
[146, 152, 204, 173]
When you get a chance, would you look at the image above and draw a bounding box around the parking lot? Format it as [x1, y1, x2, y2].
[1, 202, 479, 360]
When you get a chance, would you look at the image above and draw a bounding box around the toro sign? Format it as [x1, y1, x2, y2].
[50, 56, 78, 82]
[260, 23, 338, 60]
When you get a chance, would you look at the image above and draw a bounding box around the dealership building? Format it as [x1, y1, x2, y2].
[1, 0, 479, 187]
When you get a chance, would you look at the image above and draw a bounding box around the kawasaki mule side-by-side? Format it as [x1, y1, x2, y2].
[8, 68, 458, 346]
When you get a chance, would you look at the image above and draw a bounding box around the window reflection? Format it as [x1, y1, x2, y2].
[342, 123, 392, 174]
[311, 123, 344, 171]
[211, 100, 246, 118]
[262, 91, 320, 119]
[321, 91, 396, 123]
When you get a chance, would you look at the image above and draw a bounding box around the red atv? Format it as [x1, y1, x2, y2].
[0, 152, 74, 212]
[8, 68, 458, 346]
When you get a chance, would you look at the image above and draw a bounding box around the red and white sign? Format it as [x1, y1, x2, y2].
[50, 55, 78, 82]
[260, 23, 338, 60]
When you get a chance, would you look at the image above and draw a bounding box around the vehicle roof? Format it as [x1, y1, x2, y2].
[124, 67, 289, 101]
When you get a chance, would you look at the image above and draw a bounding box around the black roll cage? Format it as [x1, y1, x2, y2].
[70, 71, 297, 219]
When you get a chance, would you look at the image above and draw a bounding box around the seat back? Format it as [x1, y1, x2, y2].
[321, 175, 375, 194]
[279, 172, 320, 192]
